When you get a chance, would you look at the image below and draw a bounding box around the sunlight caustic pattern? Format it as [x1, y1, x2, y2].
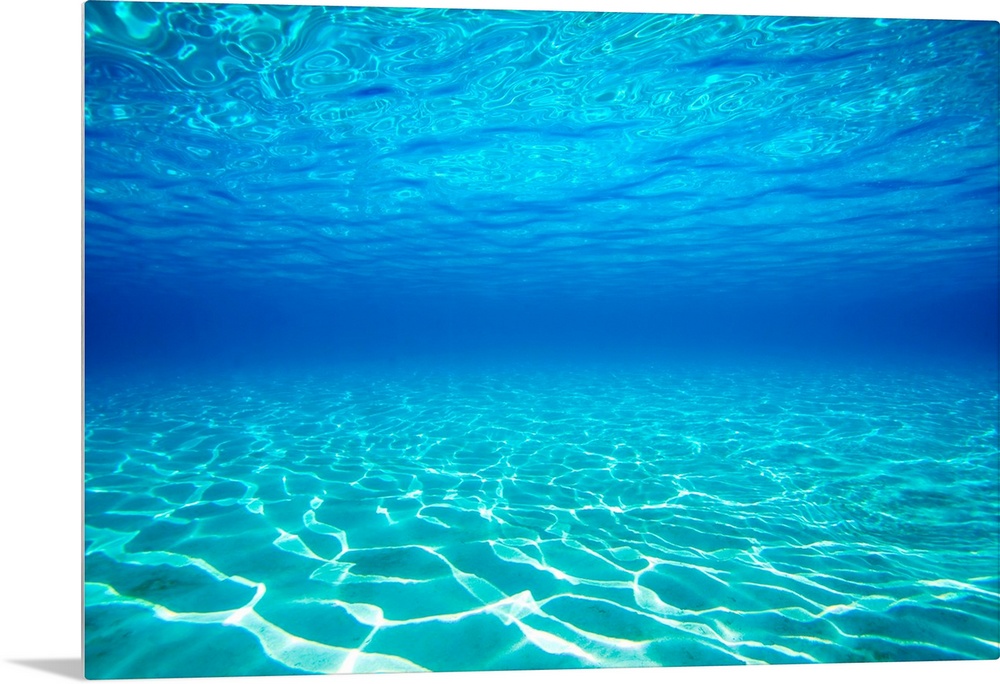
[85, 366, 999, 677]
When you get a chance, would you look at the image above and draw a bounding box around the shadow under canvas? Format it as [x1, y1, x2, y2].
[9, 658, 84, 680]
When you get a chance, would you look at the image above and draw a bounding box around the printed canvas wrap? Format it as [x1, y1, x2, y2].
[84, 1, 1000, 679]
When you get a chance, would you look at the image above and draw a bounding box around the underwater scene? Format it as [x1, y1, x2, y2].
[84, 2, 999, 679]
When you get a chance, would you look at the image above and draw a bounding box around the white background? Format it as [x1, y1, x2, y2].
[1, 1, 997, 682]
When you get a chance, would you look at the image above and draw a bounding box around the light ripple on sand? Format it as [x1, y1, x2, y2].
[86, 366, 1000, 672]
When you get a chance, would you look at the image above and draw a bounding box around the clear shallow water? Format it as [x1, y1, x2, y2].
[86, 363, 998, 677]
[84, 2, 999, 679]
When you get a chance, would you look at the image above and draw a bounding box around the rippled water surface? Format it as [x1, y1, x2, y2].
[85, 2, 998, 679]
[85, 2, 998, 300]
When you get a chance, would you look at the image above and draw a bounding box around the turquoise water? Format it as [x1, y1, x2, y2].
[84, 2, 999, 679]
[85, 363, 999, 676]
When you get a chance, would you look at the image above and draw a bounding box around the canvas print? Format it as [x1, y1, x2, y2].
[84, 1, 999, 679]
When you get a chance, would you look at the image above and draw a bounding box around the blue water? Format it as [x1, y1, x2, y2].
[84, 2, 999, 678]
